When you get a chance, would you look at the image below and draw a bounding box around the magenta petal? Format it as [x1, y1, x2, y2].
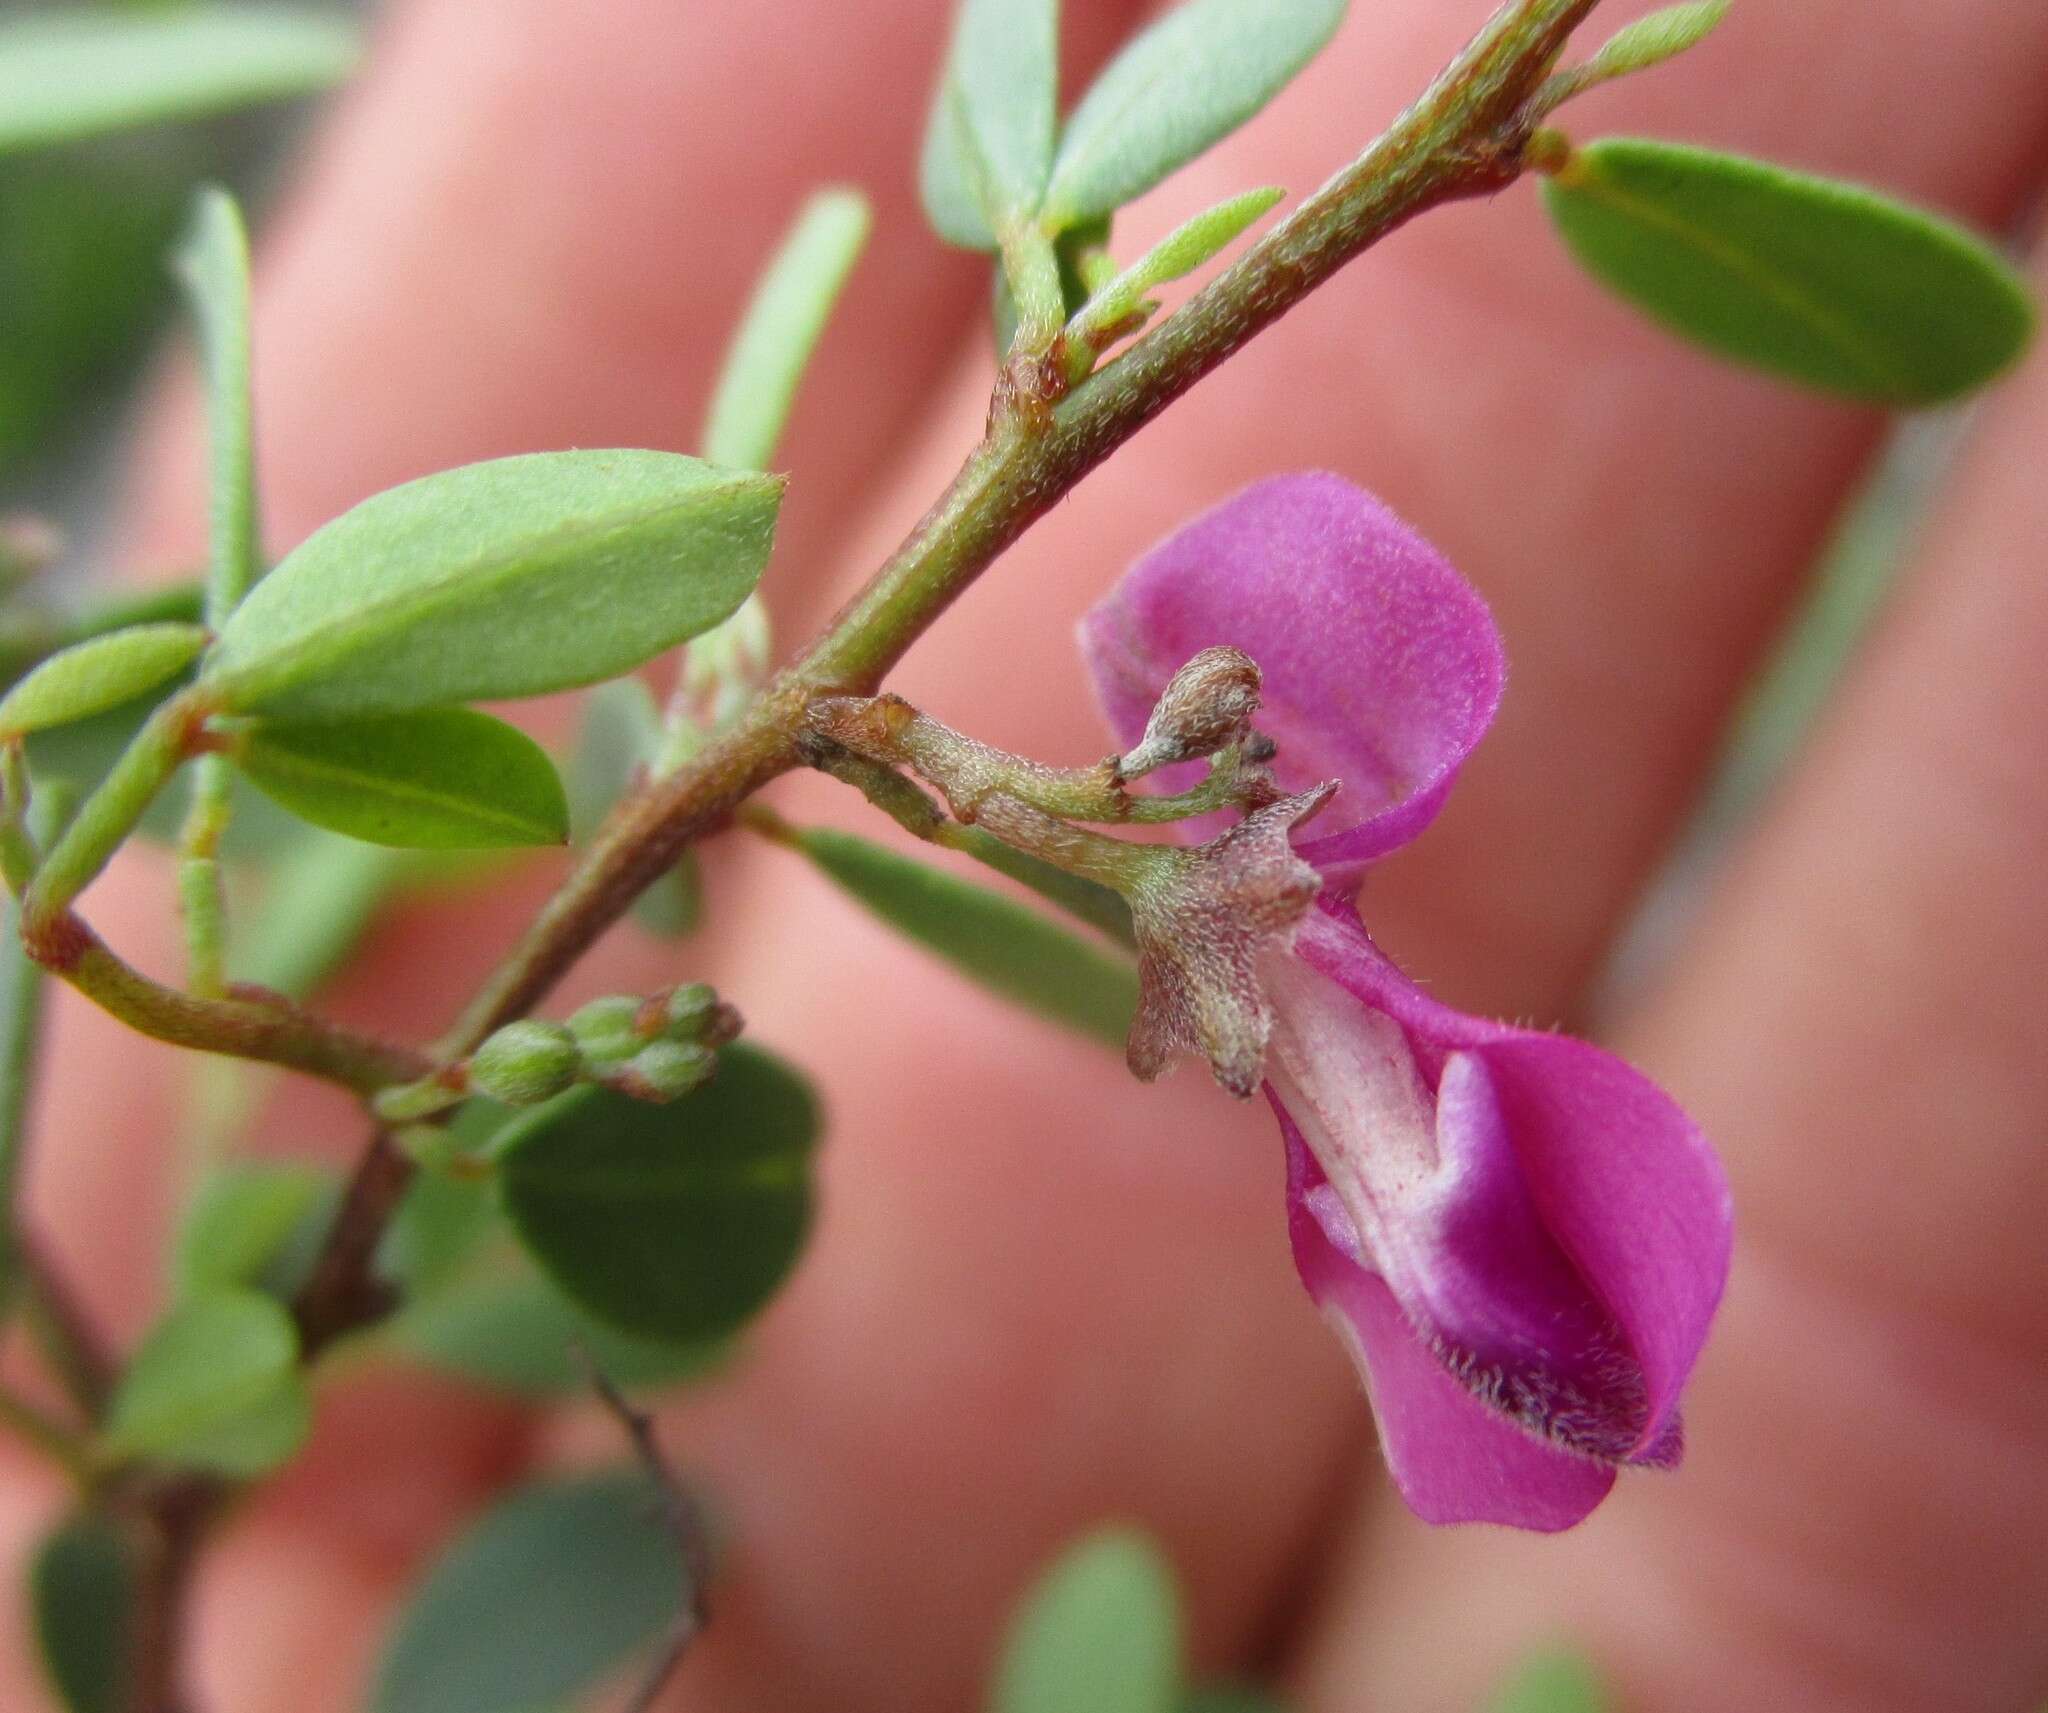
[1281, 1124, 1615, 1531]
[1294, 901, 1733, 1462]
[1079, 472, 1504, 879]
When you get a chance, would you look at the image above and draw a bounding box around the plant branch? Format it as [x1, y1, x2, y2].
[29, 915, 427, 1096]
[452, 0, 1597, 1048]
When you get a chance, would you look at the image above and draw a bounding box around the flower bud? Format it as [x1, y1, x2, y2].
[662, 981, 719, 1037]
[1117, 645, 1262, 779]
[618, 1039, 716, 1102]
[468, 1020, 581, 1105]
[567, 994, 646, 1064]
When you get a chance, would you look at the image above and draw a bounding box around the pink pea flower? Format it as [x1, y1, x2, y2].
[1081, 473, 1732, 1530]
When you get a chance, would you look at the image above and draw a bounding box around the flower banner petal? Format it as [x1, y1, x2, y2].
[1080, 472, 1504, 879]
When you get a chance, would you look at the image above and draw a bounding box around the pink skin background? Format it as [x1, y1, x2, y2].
[1, 1, 2044, 1710]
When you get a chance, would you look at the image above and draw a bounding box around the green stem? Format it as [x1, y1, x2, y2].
[42, 917, 425, 1095]
[22, 692, 204, 944]
[176, 755, 235, 998]
[0, 870, 46, 1318]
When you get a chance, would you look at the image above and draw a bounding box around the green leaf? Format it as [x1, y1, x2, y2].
[370, 1470, 688, 1713]
[1072, 187, 1283, 346]
[566, 680, 703, 937]
[204, 450, 784, 718]
[169, 1163, 333, 1296]
[920, 0, 1059, 249]
[791, 827, 1138, 1047]
[0, 7, 359, 157]
[1042, 0, 1344, 225]
[1489, 1652, 1606, 1713]
[995, 1528, 1183, 1713]
[0, 624, 207, 738]
[0, 155, 188, 480]
[703, 189, 871, 471]
[236, 707, 570, 849]
[30, 1515, 139, 1713]
[377, 1160, 504, 1300]
[498, 1045, 818, 1345]
[174, 187, 261, 621]
[102, 1288, 310, 1476]
[1542, 139, 2036, 404]
[235, 831, 409, 997]
[393, 1267, 726, 1398]
[1578, 0, 1728, 86]
[567, 677, 662, 839]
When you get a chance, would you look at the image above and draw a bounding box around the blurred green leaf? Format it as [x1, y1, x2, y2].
[0, 623, 207, 737]
[1543, 138, 2036, 404]
[103, 1287, 309, 1475]
[995, 1528, 1182, 1713]
[0, 7, 359, 157]
[790, 826, 1138, 1047]
[393, 1267, 726, 1398]
[920, 0, 1058, 249]
[169, 1161, 333, 1296]
[30, 1514, 138, 1713]
[1042, 0, 1343, 225]
[237, 707, 570, 849]
[498, 1045, 817, 1345]
[567, 677, 662, 839]
[1488, 1652, 1606, 1713]
[703, 189, 871, 471]
[234, 830, 409, 996]
[173, 185, 261, 618]
[1180, 1692, 1290, 1713]
[0, 153, 187, 481]
[377, 1155, 504, 1300]
[565, 680, 700, 937]
[1577, 0, 1728, 86]
[370, 1470, 688, 1713]
[205, 451, 784, 718]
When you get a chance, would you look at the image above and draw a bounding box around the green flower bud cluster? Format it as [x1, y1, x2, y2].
[463, 987, 739, 1107]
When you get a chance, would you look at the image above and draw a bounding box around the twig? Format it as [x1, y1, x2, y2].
[15, 1223, 116, 1417]
[449, 0, 1598, 1047]
[580, 1355, 714, 1713]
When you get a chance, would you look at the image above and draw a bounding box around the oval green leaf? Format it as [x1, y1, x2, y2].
[170, 1163, 335, 1297]
[792, 827, 1138, 1047]
[919, 0, 1058, 248]
[1042, 0, 1344, 225]
[175, 187, 262, 620]
[0, 624, 208, 739]
[102, 1288, 309, 1476]
[371, 1470, 688, 1713]
[205, 450, 783, 718]
[498, 1044, 817, 1345]
[1578, 0, 1727, 86]
[703, 188, 871, 471]
[1489, 1652, 1606, 1713]
[996, 1529, 1183, 1713]
[1180, 1692, 1291, 1713]
[30, 1514, 139, 1713]
[393, 1268, 725, 1398]
[1543, 139, 2036, 404]
[236, 707, 569, 849]
[0, 7, 360, 157]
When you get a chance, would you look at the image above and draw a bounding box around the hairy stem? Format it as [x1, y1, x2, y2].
[37, 916, 425, 1095]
